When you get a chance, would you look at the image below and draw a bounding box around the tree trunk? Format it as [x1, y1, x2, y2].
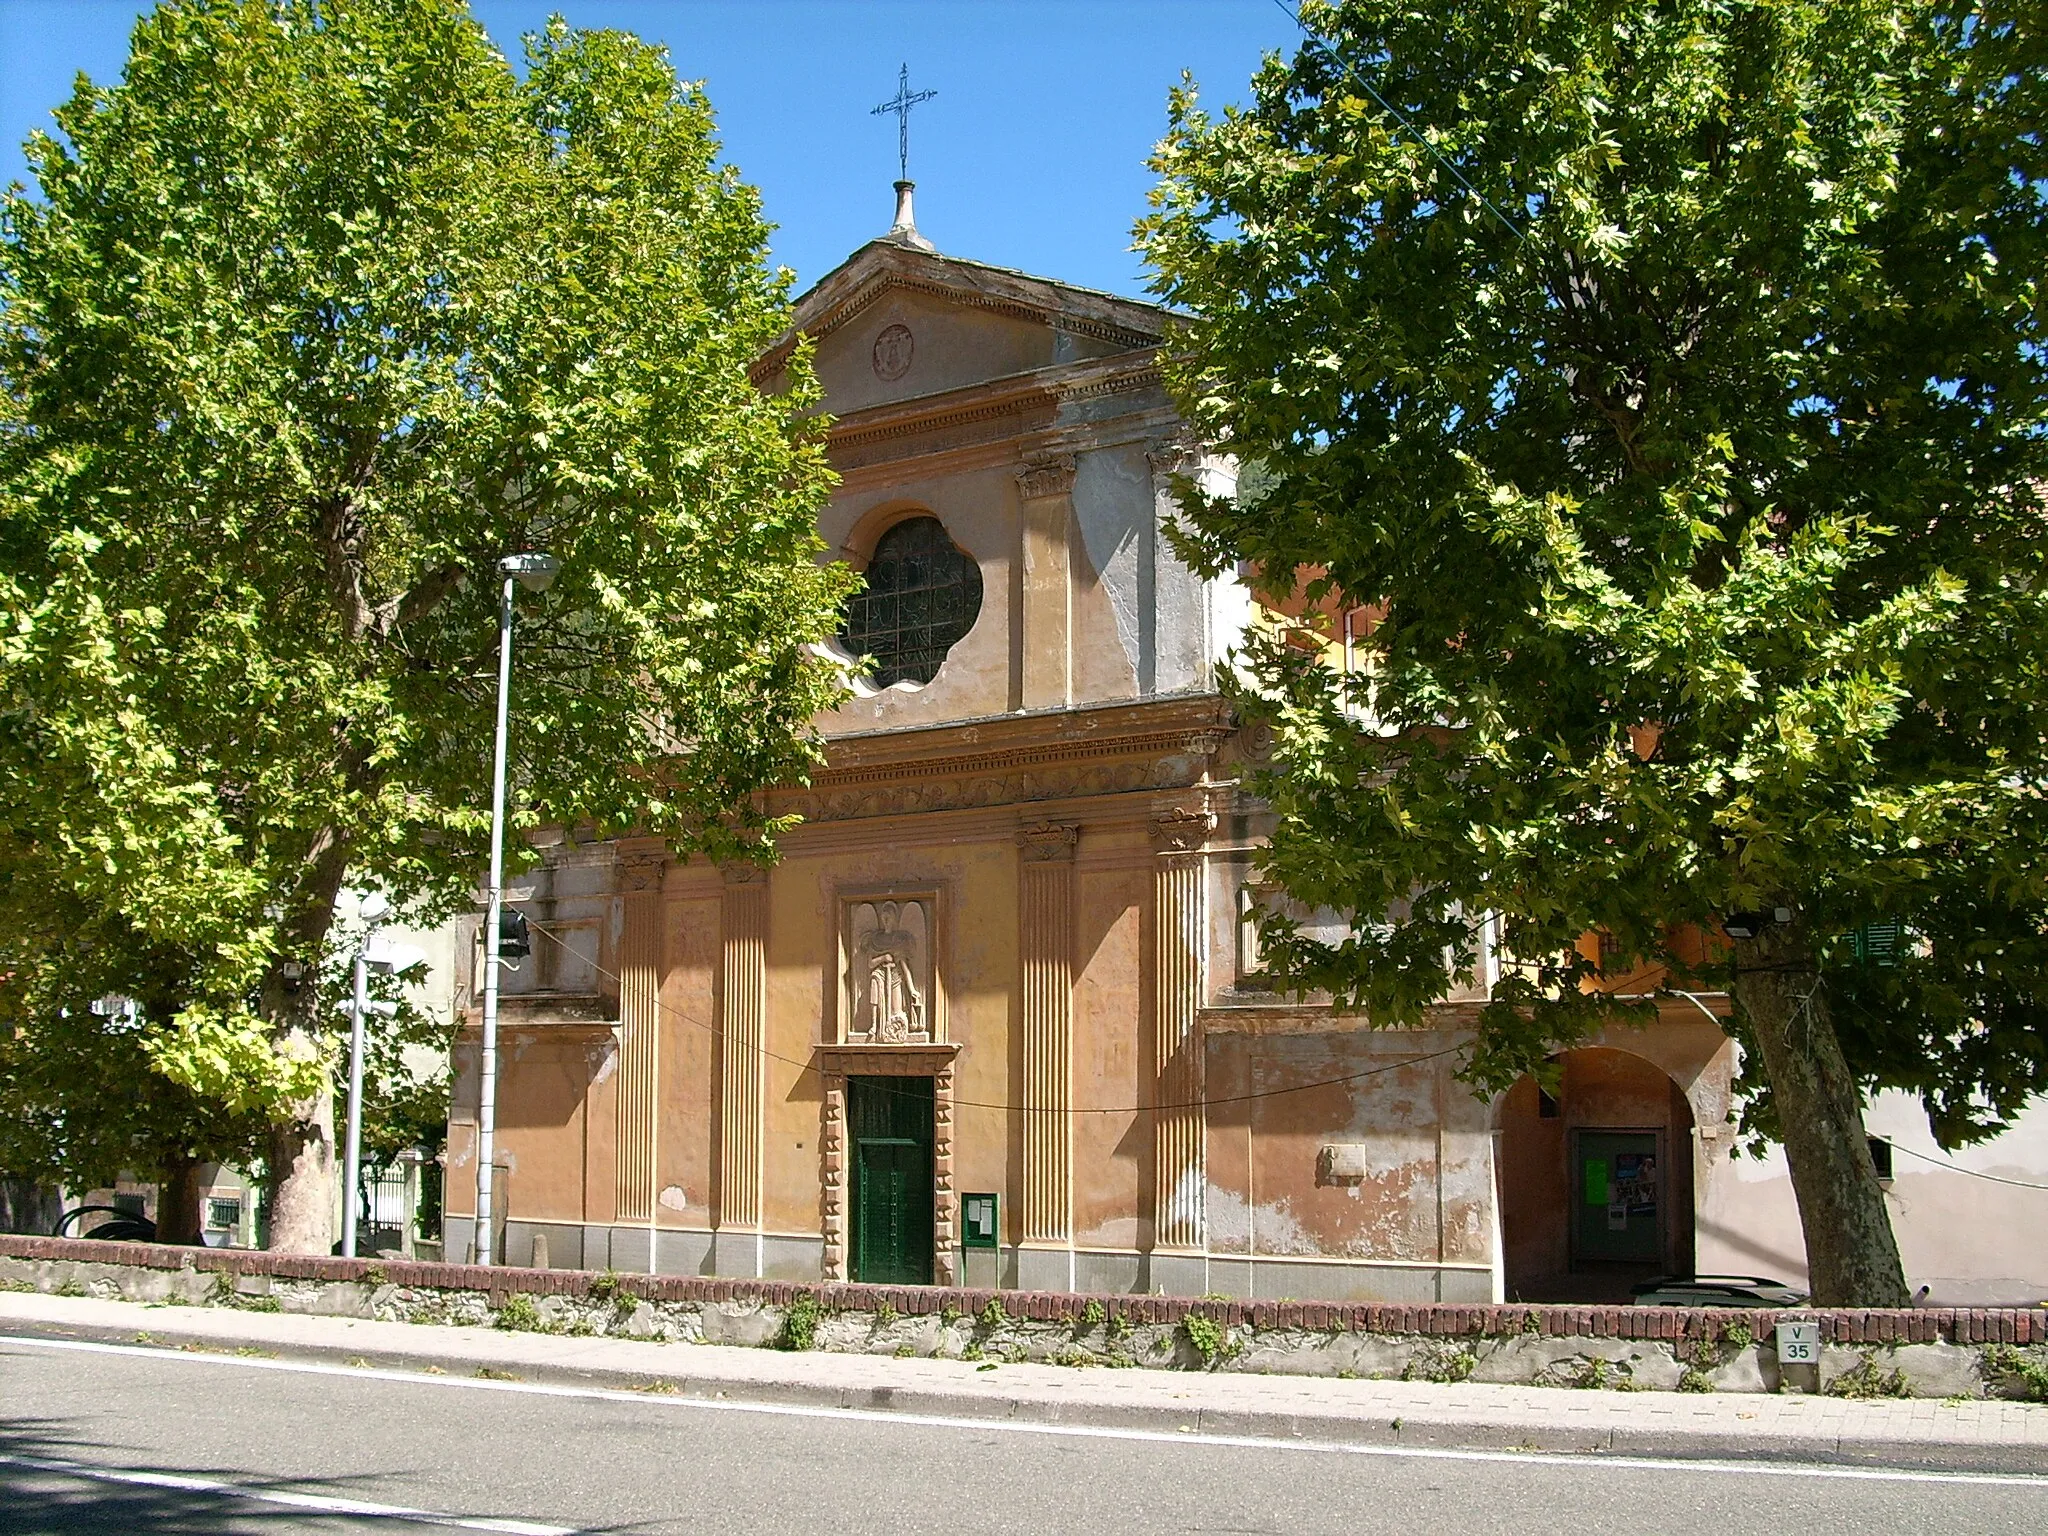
[155, 1155, 206, 1247]
[1732, 920, 1910, 1307]
[266, 1068, 336, 1254]
[261, 827, 354, 1255]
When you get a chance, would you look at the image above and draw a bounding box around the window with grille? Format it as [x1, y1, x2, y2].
[840, 516, 983, 688]
[1849, 920, 1904, 967]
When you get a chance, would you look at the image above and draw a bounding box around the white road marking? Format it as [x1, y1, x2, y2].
[0, 1450, 573, 1534]
[5, 1331, 2046, 1492]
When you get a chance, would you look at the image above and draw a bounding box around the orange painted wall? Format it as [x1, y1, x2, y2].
[653, 886, 720, 1231]
[1073, 860, 1146, 1249]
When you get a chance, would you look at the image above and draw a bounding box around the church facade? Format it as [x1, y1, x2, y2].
[439, 206, 1755, 1304]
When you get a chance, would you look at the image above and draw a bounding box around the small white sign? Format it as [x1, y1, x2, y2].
[1776, 1320, 1821, 1365]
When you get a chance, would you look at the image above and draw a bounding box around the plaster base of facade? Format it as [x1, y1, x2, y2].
[438, 1218, 1524, 1304]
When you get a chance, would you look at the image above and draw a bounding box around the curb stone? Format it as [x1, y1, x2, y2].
[4, 1293, 2047, 1476]
[7, 1236, 2048, 1404]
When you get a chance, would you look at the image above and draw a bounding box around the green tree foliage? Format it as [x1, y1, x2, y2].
[1139, 0, 2048, 1303]
[0, 895, 271, 1243]
[0, 0, 851, 1251]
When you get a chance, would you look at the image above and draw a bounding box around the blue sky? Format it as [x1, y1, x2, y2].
[0, 0, 1296, 300]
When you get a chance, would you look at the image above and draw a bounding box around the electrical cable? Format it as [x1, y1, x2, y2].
[1883, 1139, 2048, 1193]
[1265, 0, 1526, 240]
[521, 915, 1467, 1115]
[525, 903, 2048, 1187]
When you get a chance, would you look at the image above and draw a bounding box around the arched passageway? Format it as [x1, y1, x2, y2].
[1498, 1047, 1697, 1303]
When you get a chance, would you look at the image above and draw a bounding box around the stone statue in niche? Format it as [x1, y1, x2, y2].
[847, 899, 931, 1043]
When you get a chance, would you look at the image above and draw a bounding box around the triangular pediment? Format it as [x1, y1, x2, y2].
[754, 239, 1173, 415]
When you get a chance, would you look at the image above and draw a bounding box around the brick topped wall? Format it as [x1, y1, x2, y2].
[6, 1233, 2042, 1346]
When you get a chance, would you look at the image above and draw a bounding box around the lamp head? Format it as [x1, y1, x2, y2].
[357, 891, 389, 923]
[499, 551, 559, 593]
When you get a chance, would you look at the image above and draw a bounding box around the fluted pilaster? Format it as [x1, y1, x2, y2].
[716, 865, 768, 1235]
[1017, 453, 1077, 711]
[1151, 807, 1212, 1251]
[1019, 822, 1078, 1245]
[613, 844, 667, 1223]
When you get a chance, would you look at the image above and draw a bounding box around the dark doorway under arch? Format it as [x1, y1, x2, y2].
[1498, 1048, 1696, 1303]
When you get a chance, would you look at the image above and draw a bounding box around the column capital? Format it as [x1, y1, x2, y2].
[1146, 436, 1201, 479]
[616, 840, 668, 893]
[1017, 820, 1080, 862]
[721, 861, 770, 887]
[1016, 453, 1077, 500]
[1151, 806, 1215, 854]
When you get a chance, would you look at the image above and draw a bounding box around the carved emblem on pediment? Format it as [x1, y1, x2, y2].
[845, 898, 933, 1044]
[872, 324, 915, 382]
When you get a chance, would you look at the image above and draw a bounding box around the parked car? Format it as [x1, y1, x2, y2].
[1630, 1274, 1807, 1307]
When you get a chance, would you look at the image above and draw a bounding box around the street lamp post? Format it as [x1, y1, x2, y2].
[475, 551, 558, 1267]
[341, 892, 392, 1260]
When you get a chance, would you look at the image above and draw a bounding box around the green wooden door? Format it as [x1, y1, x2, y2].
[850, 1076, 934, 1285]
[1574, 1130, 1661, 1265]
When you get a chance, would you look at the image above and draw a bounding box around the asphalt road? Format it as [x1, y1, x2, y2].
[4, 1333, 2047, 1535]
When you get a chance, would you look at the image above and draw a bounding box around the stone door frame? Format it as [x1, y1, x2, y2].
[818, 1042, 959, 1285]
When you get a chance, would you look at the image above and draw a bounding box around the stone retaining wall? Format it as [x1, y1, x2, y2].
[5, 1234, 2044, 1400]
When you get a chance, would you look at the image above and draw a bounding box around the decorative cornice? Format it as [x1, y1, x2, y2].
[807, 271, 1164, 354]
[752, 271, 1166, 388]
[812, 350, 1168, 477]
[457, 993, 618, 1032]
[1017, 821, 1080, 862]
[775, 698, 1235, 823]
[822, 694, 1233, 770]
[831, 400, 1059, 475]
[1016, 454, 1078, 500]
[823, 729, 1207, 784]
[1151, 805, 1216, 854]
[831, 390, 1057, 453]
[814, 1041, 961, 1076]
[778, 754, 1201, 823]
[1199, 1002, 1485, 1036]
[1055, 365, 1164, 404]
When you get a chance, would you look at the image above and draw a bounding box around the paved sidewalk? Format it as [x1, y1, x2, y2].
[4, 1291, 2046, 1474]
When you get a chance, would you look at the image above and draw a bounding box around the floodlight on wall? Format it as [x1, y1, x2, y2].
[89, 995, 138, 1032]
[363, 936, 425, 976]
[1721, 907, 1794, 940]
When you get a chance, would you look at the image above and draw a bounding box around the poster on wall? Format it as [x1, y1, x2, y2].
[1583, 1160, 1609, 1206]
[1611, 1153, 1658, 1218]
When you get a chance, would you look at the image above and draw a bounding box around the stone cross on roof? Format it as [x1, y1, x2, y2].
[871, 63, 937, 182]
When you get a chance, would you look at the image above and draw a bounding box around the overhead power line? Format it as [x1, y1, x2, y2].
[1887, 1138, 2048, 1193]
[1266, 0, 1526, 240]
[526, 916, 1466, 1116]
